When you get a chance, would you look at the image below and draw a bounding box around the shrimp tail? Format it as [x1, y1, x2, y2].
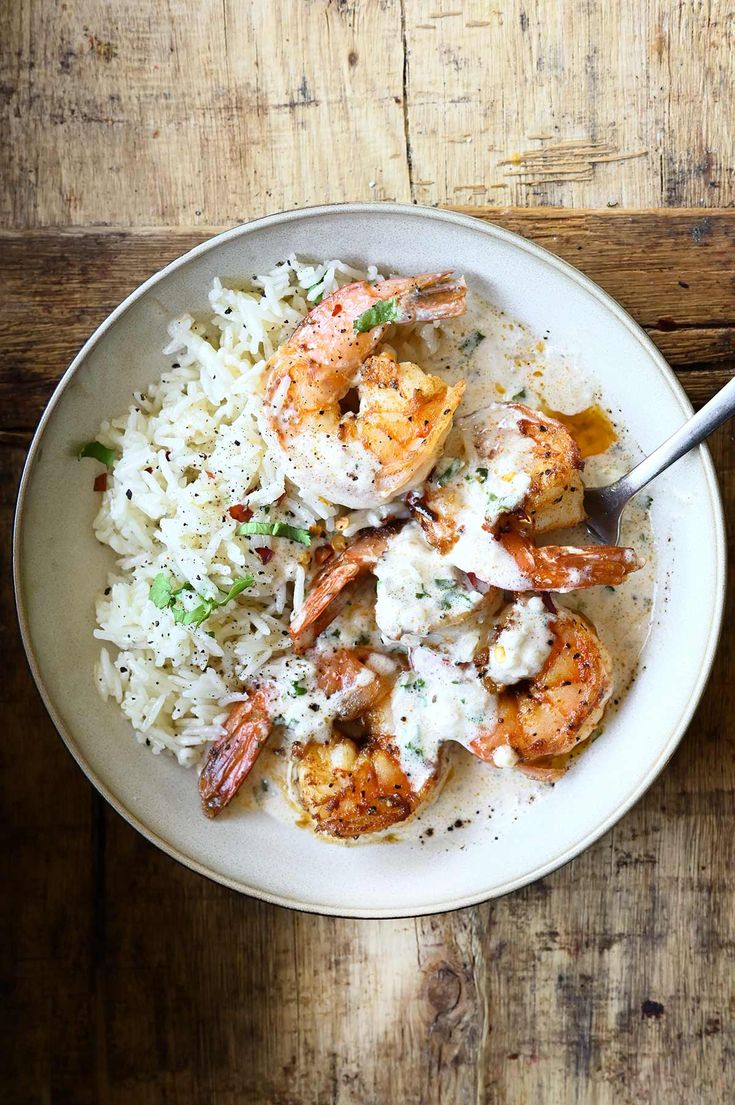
[499, 530, 642, 592]
[387, 271, 468, 323]
[290, 525, 399, 652]
[198, 691, 272, 817]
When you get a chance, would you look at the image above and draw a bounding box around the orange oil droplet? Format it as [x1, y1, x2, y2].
[544, 403, 617, 458]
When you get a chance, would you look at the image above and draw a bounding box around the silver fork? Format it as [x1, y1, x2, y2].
[583, 375, 735, 544]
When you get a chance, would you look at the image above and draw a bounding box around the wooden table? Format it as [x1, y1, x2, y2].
[2, 4, 734, 1103]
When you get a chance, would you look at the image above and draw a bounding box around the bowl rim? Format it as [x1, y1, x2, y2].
[13, 201, 727, 918]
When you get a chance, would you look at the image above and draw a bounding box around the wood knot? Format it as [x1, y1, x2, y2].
[426, 963, 462, 1015]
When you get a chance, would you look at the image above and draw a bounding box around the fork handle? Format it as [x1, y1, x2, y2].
[608, 373, 735, 504]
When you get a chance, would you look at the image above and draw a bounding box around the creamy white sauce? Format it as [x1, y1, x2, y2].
[483, 596, 555, 686]
[445, 506, 531, 590]
[387, 646, 497, 788]
[253, 655, 333, 745]
[270, 419, 383, 509]
[374, 523, 485, 642]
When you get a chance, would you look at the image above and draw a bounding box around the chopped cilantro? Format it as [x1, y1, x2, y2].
[78, 441, 116, 469]
[436, 459, 463, 486]
[237, 521, 311, 546]
[290, 680, 308, 697]
[511, 388, 527, 401]
[149, 571, 254, 628]
[149, 572, 173, 609]
[353, 296, 401, 333]
[459, 330, 485, 355]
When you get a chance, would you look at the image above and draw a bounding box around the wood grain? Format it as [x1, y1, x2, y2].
[2, 209, 734, 432]
[2, 211, 735, 1103]
[3, 0, 735, 1098]
[3, 430, 735, 1104]
[2, 0, 733, 228]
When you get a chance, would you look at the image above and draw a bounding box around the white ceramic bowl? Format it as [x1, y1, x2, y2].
[14, 204, 725, 917]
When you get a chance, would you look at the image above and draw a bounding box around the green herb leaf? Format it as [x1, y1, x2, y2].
[435, 578, 473, 609]
[355, 633, 370, 646]
[213, 575, 255, 606]
[237, 521, 311, 546]
[459, 330, 485, 356]
[511, 388, 527, 401]
[353, 296, 400, 334]
[290, 680, 308, 697]
[436, 459, 463, 486]
[78, 441, 116, 469]
[149, 572, 174, 609]
[415, 588, 429, 599]
[475, 467, 488, 482]
[182, 602, 210, 627]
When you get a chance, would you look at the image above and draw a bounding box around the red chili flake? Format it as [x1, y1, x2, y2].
[205, 469, 216, 480]
[144, 466, 153, 474]
[314, 545, 334, 566]
[331, 303, 343, 316]
[254, 546, 274, 565]
[93, 473, 108, 492]
[228, 504, 253, 523]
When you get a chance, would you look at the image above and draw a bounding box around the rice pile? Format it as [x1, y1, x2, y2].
[93, 254, 411, 767]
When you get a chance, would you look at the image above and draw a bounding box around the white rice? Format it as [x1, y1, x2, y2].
[93, 254, 391, 766]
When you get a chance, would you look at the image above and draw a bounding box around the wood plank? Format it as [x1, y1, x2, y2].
[3, 208, 734, 1103]
[5, 423, 733, 1104]
[404, 1, 734, 210]
[0, 0, 408, 229]
[3, 1, 733, 229]
[2, 210, 734, 430]
[0, 443, 98, 1105]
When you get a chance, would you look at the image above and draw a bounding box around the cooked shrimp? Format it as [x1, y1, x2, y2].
[263, 273, 467, 508]
[469, 607, 613, 776]
[198, 648, 394, 817]
[495, 527, 641, 592]
[198, 689, 273, 818]
[412, 401, 641, 591]
[423, 402, 585, 540]
[295, 701, 439, 838]
[290, 525, 397, 652]
[290, 521, 499, 652]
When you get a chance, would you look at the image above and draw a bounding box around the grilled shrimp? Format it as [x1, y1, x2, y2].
[263, 273, 467, 508]
[290, 521, 499, 653]
[290, 526, 397, 651]
[198, 648, 394, 817]
[413, 401, 641, 591]
[469, 606, 613, 778]
[295, 716, 438, 838]
[426, 403, 585, 536]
